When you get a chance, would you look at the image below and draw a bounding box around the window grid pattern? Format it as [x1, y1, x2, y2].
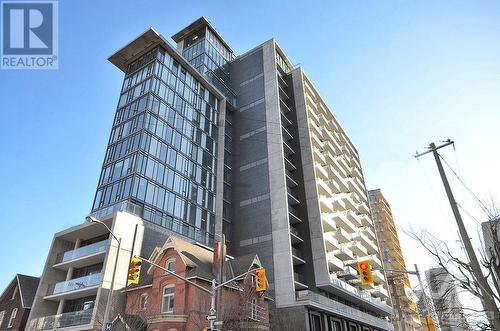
[93, 47, 220, 243]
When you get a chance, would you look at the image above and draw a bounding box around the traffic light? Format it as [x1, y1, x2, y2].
[128, 257, 142, 285]
[255, 267, 267, 292]
[357, 260, 373, 286]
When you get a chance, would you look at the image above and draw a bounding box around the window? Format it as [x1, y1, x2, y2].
[0, 311, 5, 327]
[166, 259, 176, 273]
[139, 294, 148, 310]
[7, 308, 17, 328]
[11, 286, 17, 300]
[249, 298, 258, 321]
[162, 286, 175, 313]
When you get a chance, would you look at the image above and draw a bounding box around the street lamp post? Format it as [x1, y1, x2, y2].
[86, 216, 122, 331]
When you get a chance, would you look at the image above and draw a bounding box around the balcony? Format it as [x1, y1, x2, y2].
[280, 98, 292, 114]
[29, 309, 93, 330]
[333, 227, 350, 243]
[288, 210, 302, 225]
[54, 240, 108, 270]
[338, 266, 358, 280]
[287, 190, 300, 206]
[351, 231, 378, 254]
[358, 202, 370, 214]
[285, 172, 298, 188]
[284, 157, 296, 171]
[370, 285, 389, 299]
[45, 273, 102, 301]
[331, 212, 357, 233]
[345, 255, 382, 269]
[290, 227, 304, 244]
[342, 241, 368, 256]
[333, 246, 354, 260]
[294, 272, 308, 290]
[281, 111, 292, 127]
[291, 247, 306, 265]
[326, 252, 344, 272]
[317, 180, 332, 196]
[319, 196, 334, 214]
[324, 232, 340, 251]
[283, 141, 294, 156]
[282, 127, 293, 142]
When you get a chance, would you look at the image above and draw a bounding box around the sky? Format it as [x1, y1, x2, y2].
[0, 0, 499, 305]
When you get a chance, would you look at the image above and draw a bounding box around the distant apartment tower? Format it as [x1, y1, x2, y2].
[425, 267, 468, 331]
[37, 17, 394, 330]
[368, 189, 421, 331]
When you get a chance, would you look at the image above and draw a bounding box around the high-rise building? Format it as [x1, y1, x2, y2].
[368, 189, 421, 331]
[30, 17, 394, 330]
[425, 267, 468, 331]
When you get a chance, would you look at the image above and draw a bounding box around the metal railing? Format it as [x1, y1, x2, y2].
[29, 309, 93, 330]
[48, 273, 102, 296]
[57, 240, 108, 264]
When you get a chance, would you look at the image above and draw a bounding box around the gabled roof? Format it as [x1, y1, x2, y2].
[0, 274, 40, 308]
[125, 236, 263, 290]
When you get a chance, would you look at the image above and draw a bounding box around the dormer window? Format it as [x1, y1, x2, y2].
[166, 258, 176, 273]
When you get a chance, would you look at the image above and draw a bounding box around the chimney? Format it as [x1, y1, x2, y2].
[212, 237, 227, 282]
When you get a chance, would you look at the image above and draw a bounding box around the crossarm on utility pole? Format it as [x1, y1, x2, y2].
[135, 255, 213, 295]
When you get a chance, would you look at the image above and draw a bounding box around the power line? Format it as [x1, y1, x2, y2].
[438, 154, 491, 218]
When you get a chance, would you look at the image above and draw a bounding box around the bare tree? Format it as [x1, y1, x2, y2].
[406, 220, 500, 331]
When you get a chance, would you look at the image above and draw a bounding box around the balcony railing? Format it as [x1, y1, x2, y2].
[29, 309, 93, 330]
[57, 240, 108, 264]
[49, 273, 102, 296]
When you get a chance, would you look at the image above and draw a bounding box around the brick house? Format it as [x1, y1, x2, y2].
[121, 236, 270, 331]
[0, 275, 40, 331]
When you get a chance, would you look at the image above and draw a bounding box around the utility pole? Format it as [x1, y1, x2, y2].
[386, 265, 440, 331]
[415, 140, 500, 329]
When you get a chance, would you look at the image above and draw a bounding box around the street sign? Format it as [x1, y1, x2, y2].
[206, 314, 217, 321]
[105, 323, 112, 331]
[214, 321, 223, 326]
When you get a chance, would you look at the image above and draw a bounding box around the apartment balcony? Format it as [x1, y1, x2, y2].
[317, 179, 333, 196]
[54, 240, 108, 270]
[283, 141, 294, 156]
[291, 247, 306, 265]
[285, 171, 298, 188]
[288, 210, 302, 225]
[280, 98, 292, 114]
[369, 285, 389, 299]
[326, 252, 344, 272]
[319, 196, 334, 214]
[281, 111, 292, 127]
[358, 202, 370, 214]
[342, 241, 368, 256]
[313, 147, 326, 165]
[331, 212, 357, 233]
[315, 164, 329, 180]
[333, 246, 354, 260]
[332, 227, 351, 243]
[351, 231, 378, 254]
[290, 227, 304, 244]
[338, 266, 358, 280]
[346, 210, 362, 227]
[361, 226, 377, 241]
[282, 127, 293, 142]
[29, 309, 94, 331]
[294, 272, 308, 290]
[284, 157, 296, 171]
[44, 273, 102, 301]
[372, 270, 385, 283]
[324, 232, 340, 251]
[287, 189, 300, 206]
[278, 85, 290, 100]
[359, 214, 373, 227]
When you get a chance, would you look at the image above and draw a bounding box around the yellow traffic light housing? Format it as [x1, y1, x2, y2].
[255, 267, 267, 292]
[357, 260, 374, 285]
[128, 257, 142, 285]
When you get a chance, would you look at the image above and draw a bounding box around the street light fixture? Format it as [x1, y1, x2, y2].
[86, 215, 122, 331]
